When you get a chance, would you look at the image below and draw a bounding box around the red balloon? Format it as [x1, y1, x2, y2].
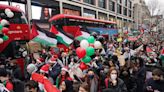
[79, 62, 88, 71]
[2, 27, 9, 34]
[89, 44, 94, 48]
[76, 47, 86, 58]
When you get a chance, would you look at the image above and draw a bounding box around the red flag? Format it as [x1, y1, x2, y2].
[140, 29, 144, 34]
[32, 73, 60, 92]
[63, 26, 82, 37]
[128, 37, 138, 41]
[146, 47, 153, 53]
[31, 73, 44, 84]
[30, 24, 39, 40]
[43, 78, 60, 92]
[161, 48, 164, 55]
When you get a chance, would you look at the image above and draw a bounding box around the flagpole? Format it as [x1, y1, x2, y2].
[27, 0, 32, 30]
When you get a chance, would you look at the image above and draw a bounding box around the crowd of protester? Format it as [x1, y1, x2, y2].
[0, 31, 164, 92]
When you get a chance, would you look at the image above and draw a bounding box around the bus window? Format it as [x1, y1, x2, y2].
[11, 2, 25, 13]
[0, 1, 8, 5]
[0, 10, 27, 24]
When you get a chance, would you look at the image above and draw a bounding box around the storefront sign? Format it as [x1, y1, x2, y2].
[83, 13, 95, 19]
[63, 9, 80, 16]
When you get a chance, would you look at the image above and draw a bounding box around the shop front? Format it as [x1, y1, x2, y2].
[109, 15, 116, 22]
[83, 8, 96, 19]
[116, 17, 123, 29]
[98, 12, 107, 20]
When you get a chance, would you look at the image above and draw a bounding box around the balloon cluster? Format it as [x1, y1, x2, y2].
[0, 8, 14, 44]
[76, 36, 102, 70]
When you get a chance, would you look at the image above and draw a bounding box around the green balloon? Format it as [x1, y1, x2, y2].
[82, 56, 91, 63]
[0, 24, 3, 31]
[2, 35, 9, 41]
[87, 36, 95, 43]
[86, 47, 95, 56]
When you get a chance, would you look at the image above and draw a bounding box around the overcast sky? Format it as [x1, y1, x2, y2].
[144, 0, 164, 15]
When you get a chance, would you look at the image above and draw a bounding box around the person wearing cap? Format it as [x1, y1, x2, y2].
[48, 56, 62, 84]
[56, 66, 72, 88]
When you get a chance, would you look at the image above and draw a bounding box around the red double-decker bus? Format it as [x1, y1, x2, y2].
[0, 4, 30, 56]
[49, 14, 118, 51]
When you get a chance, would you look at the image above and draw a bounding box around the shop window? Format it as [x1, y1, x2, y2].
[98, 0, 106, 8]
[123, 7, 127, 16]
[117, 4, 122, 14]
[109, 0, 115, 12]
[84, 0, 94, 5]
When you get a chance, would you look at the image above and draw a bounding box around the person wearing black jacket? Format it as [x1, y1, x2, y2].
[120, 68, 137, 92]
[145, 68, 164, 92]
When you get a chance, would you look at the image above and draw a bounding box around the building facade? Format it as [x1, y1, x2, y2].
[133, 0, 151, 30]
[0, 0, 134, 29]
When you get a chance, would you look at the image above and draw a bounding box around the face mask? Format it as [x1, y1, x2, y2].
[88, 75, 94, 79]
[110, 74, 117, 80]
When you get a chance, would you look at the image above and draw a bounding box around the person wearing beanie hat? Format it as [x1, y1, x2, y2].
[27, 63, 37, 74]
[40, 64, 50, 76]
[61, 67, 68, 73]
[56, 66, 72, 88]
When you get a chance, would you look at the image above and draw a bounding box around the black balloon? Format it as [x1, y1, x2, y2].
[0, 34, 4, 38]
[97, 36, 104, 42]
[0, 13, 7, 19]
[3, 24, 10, 28]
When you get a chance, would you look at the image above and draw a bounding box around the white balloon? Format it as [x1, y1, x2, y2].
[0, 38, 3, 44]
[5, 8, 11, 14]
[94, 41, 102, 49]
[80, 40, 89, 49]
[0, 19, 9, 26]
[7, 11, 14, 18]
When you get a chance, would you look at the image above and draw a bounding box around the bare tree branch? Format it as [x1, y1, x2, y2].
[147, 0, 159, 16]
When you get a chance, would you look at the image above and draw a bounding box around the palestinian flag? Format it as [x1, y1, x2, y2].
[50, 26, 73, 46]
[76, 26, 90, 41]
[30, 24, 57, 47]
[146, 47, 153, 53]
[160, 48, 164, 61]
[63, 26, 90, 41]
